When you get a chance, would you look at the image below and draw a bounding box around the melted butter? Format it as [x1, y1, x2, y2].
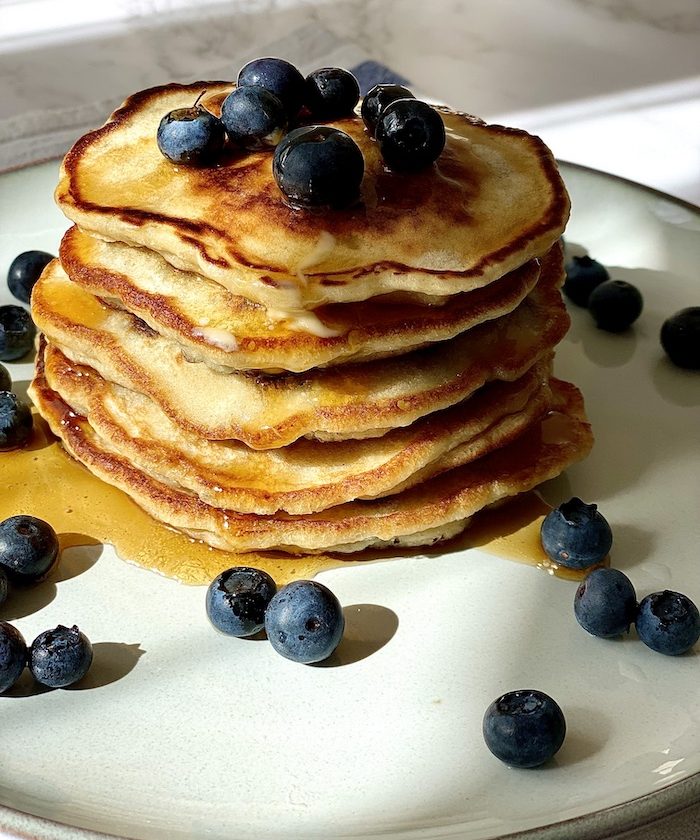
[192, 326, 239, 352]
[296, 231, 337, 279]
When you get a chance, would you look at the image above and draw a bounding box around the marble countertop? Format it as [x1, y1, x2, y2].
[1, 0, 699, 203]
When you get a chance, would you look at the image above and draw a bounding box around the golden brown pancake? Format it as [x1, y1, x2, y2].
[30, 366, 592, 554]
[58, 226, 560, 373]
[41, 342, 554, 515]
[55, 82, 569, 310]
[32, 259, 570, 447]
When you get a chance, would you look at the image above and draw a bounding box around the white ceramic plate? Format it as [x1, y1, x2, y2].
[0, 161, 699, 840]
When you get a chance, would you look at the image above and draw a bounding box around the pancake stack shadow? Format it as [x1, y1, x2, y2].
[29, 82, 593, 578]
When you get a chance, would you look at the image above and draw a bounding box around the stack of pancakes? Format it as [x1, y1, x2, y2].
[30, 82, 592, 560]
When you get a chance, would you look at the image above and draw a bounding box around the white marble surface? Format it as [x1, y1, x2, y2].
[0, 0, 699, 202]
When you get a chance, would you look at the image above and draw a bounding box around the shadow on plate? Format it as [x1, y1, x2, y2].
[67, 642, 146, 690]
[53, 538, 104, 582]
[550, 706, 611, 768]
[317, 603, 399, 667]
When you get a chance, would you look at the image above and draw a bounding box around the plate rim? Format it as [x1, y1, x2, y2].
[1, 159, 699, 840]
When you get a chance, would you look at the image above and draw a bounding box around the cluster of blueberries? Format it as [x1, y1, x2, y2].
[1, 251, 57, 450]
[156, 57, 445, 209]
[482, 497, 700, 769]
[0, 515, 93, 692]
[564, 252, 700, 368]
[205, 566, 344, 664]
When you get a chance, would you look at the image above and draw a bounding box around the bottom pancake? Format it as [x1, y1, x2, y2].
[30, 365, 592, 555]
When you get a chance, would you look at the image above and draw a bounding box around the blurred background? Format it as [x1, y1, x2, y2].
[1, 0, 699, 201]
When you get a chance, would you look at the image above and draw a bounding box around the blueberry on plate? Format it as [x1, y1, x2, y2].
[588, 279, 643, 332]
[0, 391, 33, 451]
[636, 591, 700, 656]
[361, 83, 415, 136]
[574, 568, 638, 638]
[264, 579, 344, 664]
[206, 566, 277, 637]
[660, 307, 700, 370]
[0, 304, 36, 361]
[376, 99, 445, 172]
[156, 103, 226, 166]
[221, 85, 287, 150]
[305, 67, 360, 120]
[0, 621, 27, 693]
[0, 362, 10, 392]
[237, 57, 306, 118]
[0, 567, 7, 605]
[562, 255, 610, 307]
[540, 497, 613, 570]
[483, 689, 566, 768]
[29, 625, 93, 688]
[0, 515, 59, 582]
[273, 125, 364, 209]
[7, 250, 54, 304]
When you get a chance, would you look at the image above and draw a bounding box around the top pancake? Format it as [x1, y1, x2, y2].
[56, 82, 570, 310]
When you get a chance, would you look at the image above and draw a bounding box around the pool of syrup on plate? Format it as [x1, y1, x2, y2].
[0, 412, 595, 585]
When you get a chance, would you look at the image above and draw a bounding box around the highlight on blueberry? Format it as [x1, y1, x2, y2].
[660, 307, 700, 370]
[0, 621, 27, 693]
[574, 568, 637, 638]
[157, 100, 226, 166]
[376, 98, 445, 172]
[588, 279, 643, 332]
[0, 391, 33, 451]
[206, 566, 277, 637]
[0, 515, 60, 582]
[635, 590, 700, 656]
[304, 67, 360, 120]
[237, 57, 305, 118]
[273, 125, 364, 209]
[540, 497, 612, 570]
[221, 85, 287, 150]
[361, 83, 415, 136]
[264, 579, 344, 664]
[0, 304, 36, 361]
[483, 689, 566, 768]
[7, 250, 54, 304]
[29, 624, 93, 688]
[563, 255, 610, 307]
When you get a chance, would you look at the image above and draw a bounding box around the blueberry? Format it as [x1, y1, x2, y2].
[361, 83, 415, 136]
[0, 515, 59, 582]
[237, 57, 305, 118]
[660, 307, 700, 370]
[574, 568, 637, 638]
[540, 497, 613, 570]
[157, 104, 226, 166]
[483, 689, 566, 768]
[0, 362, 10, 392]
[588, 280, 643, 332]
[206, 566, 277, 637]
[0, 391, 33, 451]
[220, 86, 287, 150]
[7, 250, 54, 304]
[304, 68, 360, 120]
[0, 567, 7, 605]
[636, 591, 700, 656]
[563, 255, 610, 307]
[376, 99, 446, 172]
[0, 304, 36, 361]
[0, 621, 26, 693]
[264, 579, 344, 664]
[29, 625, 93, 688]
[273, 126, 364, 209]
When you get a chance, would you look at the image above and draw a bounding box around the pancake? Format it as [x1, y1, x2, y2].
[33, 259, 570, 447]
[56, 82, 569, 311]
[41, 341, 554, 514]
[30, 368, 592, 554]
[59, 226, 557, 373]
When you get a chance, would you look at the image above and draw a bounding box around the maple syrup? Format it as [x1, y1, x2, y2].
[0, 412, 593, 586]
